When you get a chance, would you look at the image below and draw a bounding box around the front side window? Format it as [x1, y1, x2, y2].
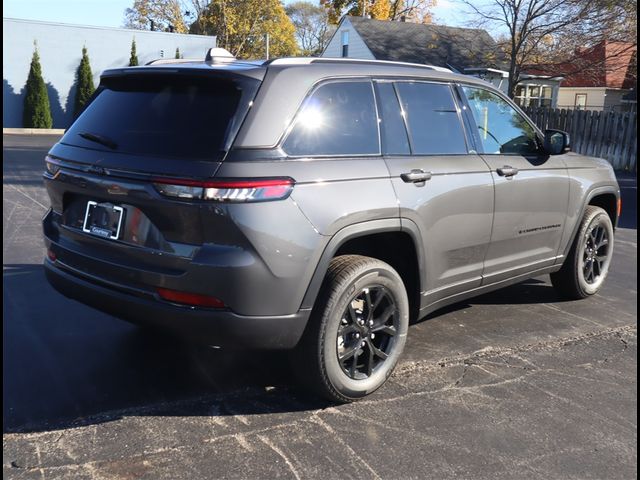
[394, 82, 468, 155]
[463, 86, 540, 155]
[283, 81, 379, 157]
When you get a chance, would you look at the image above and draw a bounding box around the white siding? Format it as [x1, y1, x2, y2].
[322, 18, 375, 60]
[557, 87, 631, 111]
[3, 18, 216, 128]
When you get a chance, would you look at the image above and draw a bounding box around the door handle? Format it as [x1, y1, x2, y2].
[497, 166, 519, 177]
[401, 169, 432, 183]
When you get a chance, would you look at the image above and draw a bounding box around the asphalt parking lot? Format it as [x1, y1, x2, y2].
[3, 134, 637, 479]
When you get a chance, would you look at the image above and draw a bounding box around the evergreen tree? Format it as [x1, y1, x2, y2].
[74, 46, 95, 115]
[129, 38, 139, 66]
[22, 44, 53, 128]
[175, 47, 181, 59]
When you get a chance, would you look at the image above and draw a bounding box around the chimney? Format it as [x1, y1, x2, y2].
[400, 15, 406, 22]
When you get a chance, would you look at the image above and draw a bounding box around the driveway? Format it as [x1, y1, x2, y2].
[3, 134, 637, 479]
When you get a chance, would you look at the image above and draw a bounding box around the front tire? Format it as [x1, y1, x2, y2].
[292, 255, 409, 403]
[551, 206, 614, 299]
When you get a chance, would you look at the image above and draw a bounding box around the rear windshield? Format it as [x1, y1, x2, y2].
[62, 74, 259, 160]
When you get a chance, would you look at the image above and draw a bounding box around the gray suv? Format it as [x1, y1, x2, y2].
[42, 53, 620, 402]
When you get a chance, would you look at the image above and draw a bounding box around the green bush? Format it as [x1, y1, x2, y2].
[129, 38, 139, 66]
[74, 46, 95, 116]
[22, 45, 53, 128]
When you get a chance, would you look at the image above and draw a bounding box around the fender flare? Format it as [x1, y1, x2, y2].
[300, 218, 426, 310]
[561, 185, 620, 259]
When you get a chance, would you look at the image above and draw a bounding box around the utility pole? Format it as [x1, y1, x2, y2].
[265, 33, 270, 60]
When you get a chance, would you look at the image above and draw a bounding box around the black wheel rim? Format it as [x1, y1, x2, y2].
[337, 286, 398, 380]
[583, 224, 610, 285]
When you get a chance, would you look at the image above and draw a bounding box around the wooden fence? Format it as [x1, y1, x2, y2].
[523, 107, 637, 172]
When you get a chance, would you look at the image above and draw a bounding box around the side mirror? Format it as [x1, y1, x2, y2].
[544, 129, 570, 155]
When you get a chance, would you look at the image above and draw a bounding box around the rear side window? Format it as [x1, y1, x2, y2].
[283, 81, 379, 156]
[374, 82, 410, 155]
[395, 82, 467, 155]
[62, 74, 259, 160]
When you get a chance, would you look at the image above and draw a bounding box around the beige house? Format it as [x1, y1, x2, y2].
[557, 87, 631, 111]
[463, 68, 563, 107]
[532, 41, 636, 112]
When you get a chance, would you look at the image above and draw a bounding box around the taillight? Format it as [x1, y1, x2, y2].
[157, 288, 226, 308]
[152, 177, 295, 202]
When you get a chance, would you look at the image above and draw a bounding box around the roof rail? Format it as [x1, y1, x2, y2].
[310, 57, 452, 72]
[145, 58, 201, 66]
[263, 57, 315, 66]
[263, 56, 451, 72]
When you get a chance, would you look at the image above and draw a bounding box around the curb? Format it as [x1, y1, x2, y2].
[3, 128, 65, 135]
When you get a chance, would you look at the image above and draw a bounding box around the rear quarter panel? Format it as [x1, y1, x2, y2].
[215, 157, 399, 314]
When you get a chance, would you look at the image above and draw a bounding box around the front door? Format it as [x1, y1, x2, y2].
[460, 85, 569, 284]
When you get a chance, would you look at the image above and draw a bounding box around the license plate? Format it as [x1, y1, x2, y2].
[82, 201, 124, 240]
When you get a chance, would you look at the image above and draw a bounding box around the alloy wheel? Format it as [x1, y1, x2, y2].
[582, 224, 610, 285]
[336, 286, 398, 380]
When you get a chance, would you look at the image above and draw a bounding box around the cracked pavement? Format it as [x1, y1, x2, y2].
[3, 135, 637, 479]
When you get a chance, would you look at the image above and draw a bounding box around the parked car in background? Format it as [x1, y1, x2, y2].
[42, 51, 620, 402]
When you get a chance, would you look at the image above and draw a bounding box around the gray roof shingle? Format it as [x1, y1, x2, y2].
[345, 16, 503, 72]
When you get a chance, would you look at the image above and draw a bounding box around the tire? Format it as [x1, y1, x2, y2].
[551, 206, 614, 299]
[292, 255, 409, 403]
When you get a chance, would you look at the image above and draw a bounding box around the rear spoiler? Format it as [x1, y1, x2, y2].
[100, 63, 266, 82]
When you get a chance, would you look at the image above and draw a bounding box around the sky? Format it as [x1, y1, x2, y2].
[3, 0, 467, 29]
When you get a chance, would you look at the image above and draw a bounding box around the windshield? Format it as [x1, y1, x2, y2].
[62, 73, 259, 161]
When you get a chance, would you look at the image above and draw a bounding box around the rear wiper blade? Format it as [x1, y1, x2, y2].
[78, 132, 118, 150]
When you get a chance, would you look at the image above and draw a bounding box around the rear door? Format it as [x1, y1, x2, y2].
[459, 85, 569, 284]
[376, 80, 494, 308]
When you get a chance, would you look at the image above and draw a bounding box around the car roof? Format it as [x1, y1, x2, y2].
[103, 56, 488, 85]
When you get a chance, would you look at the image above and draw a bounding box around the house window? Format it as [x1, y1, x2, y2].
[575, 94, 587, 110]
[514, 85, 553, 107]
[341, 30, 349, 57]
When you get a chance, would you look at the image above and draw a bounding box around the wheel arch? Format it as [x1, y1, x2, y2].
[562, 186, 620, 258]
[300, 219, 425, 322]
[588, 192, 619, 228]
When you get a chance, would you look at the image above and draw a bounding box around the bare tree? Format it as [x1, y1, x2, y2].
[124, 0, 189, 32]
[124, 0, 212, 32]
[389, 0, 438, 22]
[286, 1, 335, 55]
[321, 0, 437, 24]
[461, 0, 637, 97]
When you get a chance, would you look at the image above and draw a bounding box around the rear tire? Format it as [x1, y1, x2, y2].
[551, 206, 614, 299]
[292, 255, 409, 403]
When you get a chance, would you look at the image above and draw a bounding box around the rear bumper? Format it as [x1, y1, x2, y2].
[44, 260, 310, 350]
